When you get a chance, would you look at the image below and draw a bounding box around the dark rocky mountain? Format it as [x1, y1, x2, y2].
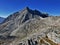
[0, 7, 60, 45]
[0, 17, 5, 23]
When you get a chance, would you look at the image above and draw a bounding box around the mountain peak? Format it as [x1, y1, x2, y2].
[24, 7, 30, 11]
[25, 7, 29, 9]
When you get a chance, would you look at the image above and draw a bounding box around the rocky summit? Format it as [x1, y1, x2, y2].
[0, 7, 60, 45]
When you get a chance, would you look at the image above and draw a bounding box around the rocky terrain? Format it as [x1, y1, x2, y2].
[0, 7, 60, 45]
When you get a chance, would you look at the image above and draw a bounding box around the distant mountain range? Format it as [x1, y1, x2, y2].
[0, 17, 5, 23]
[0, 7, 60, 45]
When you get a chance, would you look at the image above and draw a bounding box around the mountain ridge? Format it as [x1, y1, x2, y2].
[2, 7, 48, 23]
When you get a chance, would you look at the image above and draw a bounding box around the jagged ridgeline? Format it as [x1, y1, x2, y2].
[0, 7, 60, 45]
[3, 7, 48, 23]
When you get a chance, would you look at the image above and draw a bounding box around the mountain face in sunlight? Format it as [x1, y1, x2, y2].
[0, 7, 60, 45]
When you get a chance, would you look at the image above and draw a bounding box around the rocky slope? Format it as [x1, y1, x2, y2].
[0, 7, 60, 45]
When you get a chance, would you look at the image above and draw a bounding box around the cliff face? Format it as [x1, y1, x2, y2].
[0, 7, 60, 45]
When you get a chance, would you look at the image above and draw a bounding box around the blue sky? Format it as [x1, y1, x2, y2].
[0, 0, 60, 17]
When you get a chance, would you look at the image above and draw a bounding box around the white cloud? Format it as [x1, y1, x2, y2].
[0, 14, 8, 18]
